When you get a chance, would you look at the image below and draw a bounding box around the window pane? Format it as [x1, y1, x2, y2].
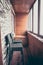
[33, 0, 38, 34]
[30, 9, 32, 31]
[40, 0, 43, 35]
[28, 9, 32, 31]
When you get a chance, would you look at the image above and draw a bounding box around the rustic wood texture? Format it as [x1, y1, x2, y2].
[15, 14, 29, 35]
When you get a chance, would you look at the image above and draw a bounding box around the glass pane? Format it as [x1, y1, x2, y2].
[30, 9, 32, 31]
[28, 9, 32, 31]
[40, 0, 43, 35]
[33, 0, 38, 34]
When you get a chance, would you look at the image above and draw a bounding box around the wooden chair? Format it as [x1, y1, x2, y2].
[5, 33, 24, 65]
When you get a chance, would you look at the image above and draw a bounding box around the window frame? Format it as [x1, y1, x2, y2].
[30, 0, 40, 34]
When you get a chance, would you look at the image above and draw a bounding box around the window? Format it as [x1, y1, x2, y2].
[40, 0, 43, 35]
[30, 9, 32, 31]
[28, 8, 32, 31]
[28, 0, 38, 34]
[28, 0, 43, 37]
[33, 0, 38, 34]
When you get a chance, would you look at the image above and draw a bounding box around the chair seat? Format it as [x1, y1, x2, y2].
[10, 43, 23, 48]
[13, 39, 22, 43]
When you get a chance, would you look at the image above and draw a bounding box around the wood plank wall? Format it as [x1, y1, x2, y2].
[15, 14, 29, 36]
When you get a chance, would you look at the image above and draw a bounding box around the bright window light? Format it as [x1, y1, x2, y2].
[33, 0, 38, 34]
[40, 0, 43, 35]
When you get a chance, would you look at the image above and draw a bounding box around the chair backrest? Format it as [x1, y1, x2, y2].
[5, 33, 13, 45]
[10, 33, 13, 39]
[10, 33, 22, 43]
[10, 33, 14, 40]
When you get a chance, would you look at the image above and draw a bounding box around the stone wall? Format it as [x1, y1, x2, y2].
[0, 0, 15, 65]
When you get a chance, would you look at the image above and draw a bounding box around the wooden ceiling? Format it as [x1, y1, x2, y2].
[10, 0, 36, 14]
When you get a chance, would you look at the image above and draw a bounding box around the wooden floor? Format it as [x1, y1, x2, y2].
[10, 47, 29, 65]
[8, 43, 43, 65]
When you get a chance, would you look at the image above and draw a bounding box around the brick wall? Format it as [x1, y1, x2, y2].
[0, 0, 15, 65]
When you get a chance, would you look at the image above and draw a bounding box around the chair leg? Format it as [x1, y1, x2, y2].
[8, 49, 13, 65]
[21, 49, 24, 65]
